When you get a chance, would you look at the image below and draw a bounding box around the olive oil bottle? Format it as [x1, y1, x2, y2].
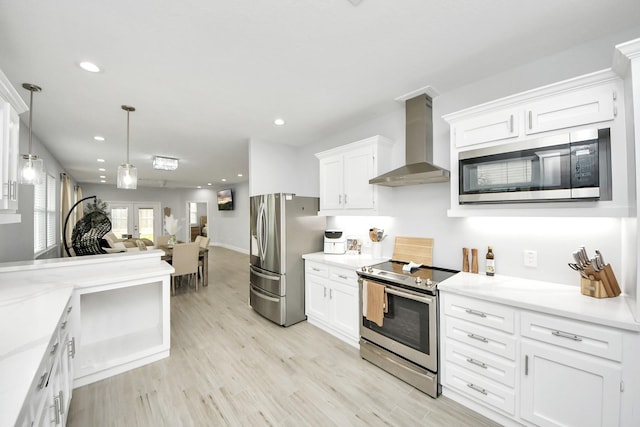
[485, 246, 495, 276]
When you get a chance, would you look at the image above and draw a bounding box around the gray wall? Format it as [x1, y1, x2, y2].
[0, 123, 72, 262]
[82, 181, 250, 253]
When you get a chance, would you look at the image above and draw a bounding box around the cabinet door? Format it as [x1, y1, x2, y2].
[454, 108, 520, 148]
[520, 340, 621, 427]
[525, 84, 615, 135]
[328, 280, 359, 341]
[319, 155, 344, 210]
[0, 102, 19, 210]
[305, 274, 330, 322]
[343, 146, 374, 209]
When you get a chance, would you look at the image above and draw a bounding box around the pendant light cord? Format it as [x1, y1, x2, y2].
[126, 109, 130, 164]
[28, 88, 34, 155]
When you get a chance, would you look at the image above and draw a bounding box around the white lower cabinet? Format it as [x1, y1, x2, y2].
[17, 299, 75, 427]
[441, 292, 631, 427]
[305, 260, 359, 347]
[520, 339, 621, 427]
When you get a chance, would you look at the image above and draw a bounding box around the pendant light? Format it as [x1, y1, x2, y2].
[20, 83, 44, 185]
[116, 105, 138, 189]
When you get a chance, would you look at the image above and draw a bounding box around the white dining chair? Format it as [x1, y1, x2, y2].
[170, 242, 200, 295]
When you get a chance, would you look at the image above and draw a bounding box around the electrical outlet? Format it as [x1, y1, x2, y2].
[524, 250, 537, 268]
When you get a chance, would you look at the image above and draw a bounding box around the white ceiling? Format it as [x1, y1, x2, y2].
[1, 0, 640, 188]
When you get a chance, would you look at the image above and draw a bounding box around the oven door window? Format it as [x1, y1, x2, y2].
[363, 291, 430, 354]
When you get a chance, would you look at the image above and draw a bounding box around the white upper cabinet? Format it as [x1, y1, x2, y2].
[0, 69, 28, 224]
[524, 83, 616, 135]
[316, 135, 394, 216]
[444, 69, 630, 217]
[454, 107, 521, 149]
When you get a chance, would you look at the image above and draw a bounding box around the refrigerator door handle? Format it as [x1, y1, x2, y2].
[258, 201, 268, 261]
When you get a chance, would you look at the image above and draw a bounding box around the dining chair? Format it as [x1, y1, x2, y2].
[196, 235, 210, 284]
[170, 242, 200, 295]
[155, 235, 170, 247]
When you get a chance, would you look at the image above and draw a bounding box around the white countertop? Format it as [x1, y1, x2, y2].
[0, 251, 173, 426]
[302, 252, 389, 269]
[439, 272, 640, 332]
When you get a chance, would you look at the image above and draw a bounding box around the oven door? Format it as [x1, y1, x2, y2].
[359, 279, 438, 372]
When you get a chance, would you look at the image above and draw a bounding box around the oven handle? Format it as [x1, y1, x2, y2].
[384, 287, 434, 304]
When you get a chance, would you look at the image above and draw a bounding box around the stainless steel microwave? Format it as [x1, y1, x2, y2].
[458, 128, 611, 204]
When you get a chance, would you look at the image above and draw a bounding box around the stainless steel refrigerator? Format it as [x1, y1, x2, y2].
[250, 193, 324, 326]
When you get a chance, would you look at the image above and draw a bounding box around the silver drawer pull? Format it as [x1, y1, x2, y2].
[552, 330, 582, 341]
[312, 267, 321, 272]
[338, 274, 348, 280]
[465, 308, 487, 318]
[467, 333, 489, 343]
[467, 383, 487, 395]
[51, 342, 59, 354]
[466, 357, 488, 369]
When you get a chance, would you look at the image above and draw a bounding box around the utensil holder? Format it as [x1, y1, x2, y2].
[579, 263, 621, 298]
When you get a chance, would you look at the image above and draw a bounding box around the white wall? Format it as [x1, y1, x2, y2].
[313, 29, 640, 292]
[248, 138, 318, 197]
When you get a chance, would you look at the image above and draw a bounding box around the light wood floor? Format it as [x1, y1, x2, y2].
[68, 247, 500, 427]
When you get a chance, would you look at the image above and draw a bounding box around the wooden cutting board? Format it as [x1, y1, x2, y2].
[392, 236, 434, 266]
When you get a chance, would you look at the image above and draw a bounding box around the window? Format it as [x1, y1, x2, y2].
[34, 173, 56, 254]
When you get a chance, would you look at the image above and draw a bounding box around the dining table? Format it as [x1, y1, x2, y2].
[157, 244, 209, 287]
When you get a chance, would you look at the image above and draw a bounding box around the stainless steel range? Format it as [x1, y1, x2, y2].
[357, 261, 458, 398]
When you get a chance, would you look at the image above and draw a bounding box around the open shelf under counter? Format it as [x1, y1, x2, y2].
[75, 326, 167, 387]
[71, 262, 171, 387]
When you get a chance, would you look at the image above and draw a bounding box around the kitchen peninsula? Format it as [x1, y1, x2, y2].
[0, 250, 172, 426]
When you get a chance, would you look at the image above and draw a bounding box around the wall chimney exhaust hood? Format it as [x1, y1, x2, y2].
[369, 92, 449, 187]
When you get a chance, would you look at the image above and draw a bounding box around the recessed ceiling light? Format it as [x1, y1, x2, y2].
[97, 158, 105, 163]
[237, 173, 243, 177]
[197, 186, 202, 189]
[99, 175, 106, 179]
[100, 180, 106, 183]
[221, 178, 227, 182]
[207, 183, 212, 186]
[94, 136, 105, 141]
[274, 118, 285, 126]
[79, 61, 101, 73]
[98, 168, 106, 172]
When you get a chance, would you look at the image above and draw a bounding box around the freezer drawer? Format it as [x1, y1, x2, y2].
[250, 285, 285, 326]
[250, 266, 285, 296]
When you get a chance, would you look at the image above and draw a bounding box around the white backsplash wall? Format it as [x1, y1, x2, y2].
[330, 181, 624, 290]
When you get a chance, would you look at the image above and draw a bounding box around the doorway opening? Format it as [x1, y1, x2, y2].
[186, 201, 208, 242]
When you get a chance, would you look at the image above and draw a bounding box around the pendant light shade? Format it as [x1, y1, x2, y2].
[116, 105, 137, 189]
[20, 83, 44, 185]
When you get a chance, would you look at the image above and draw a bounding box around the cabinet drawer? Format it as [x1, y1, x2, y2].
[329, 266, 357, 287]
[446, 317, 516, 360]
[443, 294, 515, 333]
[305, 261, 329, 278]
[446, 340, 516, 388]
[445, 363, 515, 415]
[521, 311, 622, 362]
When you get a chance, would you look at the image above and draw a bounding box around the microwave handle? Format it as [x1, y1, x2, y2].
[528, 110, 532, 130]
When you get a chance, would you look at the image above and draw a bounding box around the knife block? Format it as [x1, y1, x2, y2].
[579, 264, 621, 298]
[580, 278, 609, 298]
